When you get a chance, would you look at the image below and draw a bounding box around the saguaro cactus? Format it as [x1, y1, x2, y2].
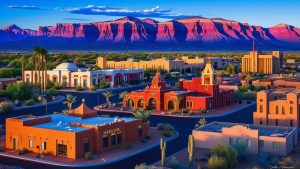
[160, 138, 166, 167]
[188, 134, 194, 166]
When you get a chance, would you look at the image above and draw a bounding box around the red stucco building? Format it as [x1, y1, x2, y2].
[123, 62, 233, 112]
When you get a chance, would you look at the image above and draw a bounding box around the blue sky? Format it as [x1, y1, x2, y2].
[1, 0, 299, 29]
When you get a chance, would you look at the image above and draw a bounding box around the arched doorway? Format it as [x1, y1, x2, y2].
[52, 75, 58, 83]
[126, 99, 134, 108]
[148, 98, 157, 110]
[137, 99, 144, 108]
[168, 100, 175, 110]
[114, 73, 123, 85]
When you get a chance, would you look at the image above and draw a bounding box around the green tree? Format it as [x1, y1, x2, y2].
[63, 94, 77, 110]
[132, 110, 150, 123]
[5, 82, 34, 100]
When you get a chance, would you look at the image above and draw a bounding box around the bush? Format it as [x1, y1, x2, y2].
[162, 123, 175, 137]
[76, 85, 83, 91]
[48, 88, 59, 96]
[84, 152, 94, 160]
[238, 85, 248, 92]
[89, 85, 96, 91]
[25, 99, 35, 106]
[248, 85, 255, 91]
[54, 82, 64, 89]
[255, 85, 266, 92]
[210, 144, 238, 168]
[0, 68, 21, 78]
[207, 155, 227, 169]
[200, 109, 207, 114]
[46, 80, 55, 89]
[18, 148, 29, 155]
[0, 90, 8, 97]
[0, 101, 13, 113]
[5, 82, 34, 100]
[156, 123, 165, 130]
[166, 157, 180, 169]
[122, 142, 132, 149]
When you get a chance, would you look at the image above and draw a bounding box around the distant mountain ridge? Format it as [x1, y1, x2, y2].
[1, 16, 300, 50]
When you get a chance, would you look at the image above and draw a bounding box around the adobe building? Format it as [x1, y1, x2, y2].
[252, 76, 300, 89]
[97, 56, 233, 74]
[253, 90, 300, 128]
[123, 61, 233, 112]
[242, 50, 282, 74]
[6, 100, 146, 159]
[192, 121, 297, 156]
[24, 62, 144, 88]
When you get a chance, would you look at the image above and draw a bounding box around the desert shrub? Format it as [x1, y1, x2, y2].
[25, 99, 35, 106]
[207, 155, 227, 169]
[54, 82, 64, 89]
[0, 101, 13, 113]
[156, 123, 165, 130]
[162, 123, 175, 137]
[210, 144, 238, 168]
[122, 142, 132, 149]
[238, 85, 248, 92]
[278, 156, 300, 168]
[89, 85, 96, 91]
[18, 148, 29, 155]
[5, 82, 34, 100]
[166, 157, 180, 169]
[200, 109, 207, 114]
[76, 85, 83, 91]
[84, 152, 94, 160]
[232, 143, 249, 161]
[48, 88, 59, 96]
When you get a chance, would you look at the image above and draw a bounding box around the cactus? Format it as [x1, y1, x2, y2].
[188, 134, 194, 166]
[160, 138, 166, 167]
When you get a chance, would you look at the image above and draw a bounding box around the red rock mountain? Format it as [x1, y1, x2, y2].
[1, 16, 300, 50]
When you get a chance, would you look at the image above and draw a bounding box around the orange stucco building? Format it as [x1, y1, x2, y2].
[123, 62, 233, 112]
[193, 121, 298, 156]
[253, 90, 300, 128]
[6, 100, 146, 159]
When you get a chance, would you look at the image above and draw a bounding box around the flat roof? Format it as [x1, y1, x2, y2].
[31, 114, 137, 133]
[195, 121, 295, 138]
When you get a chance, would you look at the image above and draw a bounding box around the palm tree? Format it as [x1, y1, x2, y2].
[17, 55, 27, 82]
[63, 94, 77, 111]
[102, 91, 114, 105]
[133, 110, 151, 136]
[33, 47, 48, 95]
[176, 95, 183, 111]
[118, 91, 128, 102]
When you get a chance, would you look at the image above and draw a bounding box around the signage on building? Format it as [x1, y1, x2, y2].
[103, 128, 121, 136]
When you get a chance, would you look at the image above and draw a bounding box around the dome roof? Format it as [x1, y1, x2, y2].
[55, 63, 78, 71]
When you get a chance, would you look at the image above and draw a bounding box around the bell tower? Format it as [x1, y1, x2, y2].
[201, 59, 216, 85]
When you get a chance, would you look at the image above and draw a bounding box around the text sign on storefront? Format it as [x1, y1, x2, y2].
[103, 128, 121, 136]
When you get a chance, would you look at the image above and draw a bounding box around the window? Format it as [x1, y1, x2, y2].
[290, 120, 293, 127]
[259, 105, 263, 113]
[229, 137, 234, 145]
[102, 137, 109, 148]
[83, 142, 89, 153]
[74, 79, 78, 86]
[111, 135, 116, 146]
[290, 101, 294, 104]
[246, 139, 251, 148]
[29, 139, 34, 148]
[259, 118, 263, 125]
[273, 142, 280, 150]
[205, 85, 208, 90]
[138, 127, 143, 137]
[41, 141, 47, 150]
[57, 144, 67, 156]
[259, 99, 263, 102]
[186, 101, 193, 108]
[236, 138, 242, 145]
[290, 107, 293, 114]
[282, 107, 285, 115]
[259, 140, 264, 148]
[276, 106, 278, 114]
[117, 134, 122, 144]
[275, 119, 279, 126]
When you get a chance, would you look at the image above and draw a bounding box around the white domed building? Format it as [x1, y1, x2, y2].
[25, 62, 144, 88]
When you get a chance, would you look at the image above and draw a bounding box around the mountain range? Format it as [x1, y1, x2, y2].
[1, 16, 300, 51]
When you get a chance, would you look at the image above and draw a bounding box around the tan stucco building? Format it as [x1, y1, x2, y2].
[242, 51, 282, 74]
[253, 90, 300, 128]
[97, 57, 233, 73]
[193, 121, 297, 156]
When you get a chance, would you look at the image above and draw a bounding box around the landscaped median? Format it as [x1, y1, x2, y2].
[0, 127, 178, 167]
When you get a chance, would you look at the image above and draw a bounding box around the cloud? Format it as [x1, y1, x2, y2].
[64, 18, 90, 21]
[7, 5, 48, 10]
[64, 5, 190, 19]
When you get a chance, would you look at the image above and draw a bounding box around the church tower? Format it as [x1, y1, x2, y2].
[201, 59, 217, 85]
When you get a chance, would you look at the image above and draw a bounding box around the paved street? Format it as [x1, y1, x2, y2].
[0, 85, 256, 169]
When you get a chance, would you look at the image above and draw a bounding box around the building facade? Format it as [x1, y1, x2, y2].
[123, 62, 233, 112]
[24, 63, 144, 88]
[6, 101, 146, 159]
[97, 56, 233, 74]
[252, 76, 300, 89]
[253, 90, 300, 128]
[242, 51, 282, 74]
[192, 121, 297, 156]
